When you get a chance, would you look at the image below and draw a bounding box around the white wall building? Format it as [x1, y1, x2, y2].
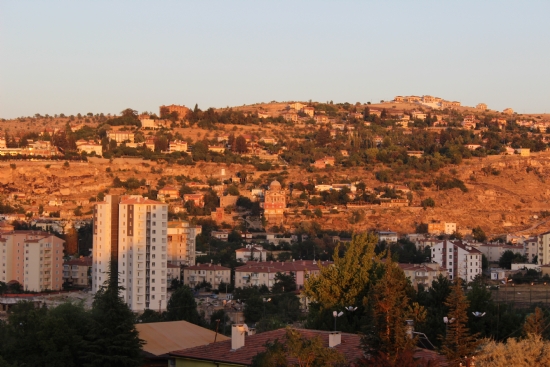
[431, 240, 482, 282]
[92, 195, 169, 312]
[167, 221, 201, 266]
[538, 232, 550, 266]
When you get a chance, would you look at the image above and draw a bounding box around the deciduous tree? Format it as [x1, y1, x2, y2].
[304, 233, 378, 309]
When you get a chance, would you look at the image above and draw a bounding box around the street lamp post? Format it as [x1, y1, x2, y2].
[333, 311, 344, 331]
[443, 316, 455, 338]
[263, 298, 271, 317]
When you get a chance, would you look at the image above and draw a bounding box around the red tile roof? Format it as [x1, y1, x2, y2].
[235, 260, 332, 273]
[169, 328, 447, 366]
[185, 264, 230, 271]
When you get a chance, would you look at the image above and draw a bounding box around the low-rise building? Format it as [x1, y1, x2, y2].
[212, 230, 230, 241]
[235, 245, 268, 263]
[282, 111, 298, 122]
[108, 131, 134, 143]
[313, 115, 329, 124]
[377, 231, 398, 243]
[427, 221, 456, 235]
[411, 111, 427, 120]
[235, 260, 329, 290]
[476, 103, 488, 110]
[183, 193, 205, 208]
[398, 263, 448, 289]
[503, 108, 514, 115]
[183, 263, 231, 288]
[159, 185, 180, 200]
[62, 257, 92, 288]
[169, 140, 188, 153]
[476, 243, 524, 262]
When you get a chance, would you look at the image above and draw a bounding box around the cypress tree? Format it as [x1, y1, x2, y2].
[363, 252, 416, 362]
[441, 279, 479, 367]
[85, 261, 143, 367]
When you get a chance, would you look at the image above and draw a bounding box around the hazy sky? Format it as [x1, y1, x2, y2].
[1, 1, 549, 118]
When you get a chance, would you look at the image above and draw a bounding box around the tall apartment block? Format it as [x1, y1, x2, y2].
[0, 230, 65, 291]
[92, 195, 169, 312]
[167, 221, 201, 266]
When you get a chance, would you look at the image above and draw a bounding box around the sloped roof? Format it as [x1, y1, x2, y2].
[136, 320, 229, 357]
[170, 328, 447, 366]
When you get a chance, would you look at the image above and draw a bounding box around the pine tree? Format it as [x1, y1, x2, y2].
[523, 307, 547, 337]
[363, 252, 416, 361]
[441, 279, 479, 367]
[85, 261, 143, 367]
[165, 285, 201, 324]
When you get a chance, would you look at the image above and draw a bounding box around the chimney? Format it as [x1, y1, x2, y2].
[328, 331, 341, 347]
[231, 324, 247, 350]
[248, 328, 256, 336]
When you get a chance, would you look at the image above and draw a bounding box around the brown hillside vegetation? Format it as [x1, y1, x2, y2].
[1, 152, 550, 237]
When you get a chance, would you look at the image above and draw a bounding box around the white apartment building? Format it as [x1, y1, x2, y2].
[524, 237, 539, 263]
[431, 240, 482, 282]
[183, 263, 231, 289]
[167, 221, 201, 266]
[538, 232, 550, 266]
[476, 243, 524, 262]
[92, 195, 168, 312]
[0, 231, 65, 291]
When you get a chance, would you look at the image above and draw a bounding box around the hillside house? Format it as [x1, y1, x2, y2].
[503, 108, 514, 115]
[183, 193, 205, 208]
[282, 111, 298, 122]
[169, 140, 188, 153]
[76, 140, 103, 156]
[476, 103, 488, 110]
[160, 104, 189, 119]
[427, 221, 456, 235]
[235, 245, 268, 263]
[288, 102, 305, 110]
[108, 132, 134, 143]
[302, 106, 315, 117]
[464, 144, 482, 150]
[208, 145, 226, 153]
[313, 157, 335, 169]
[159, 185, 180, 200]
[313, 115, 329, 124]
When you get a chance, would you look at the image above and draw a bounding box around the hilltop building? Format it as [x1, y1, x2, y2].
[92, 195, 168, 312]
[0, 230, 65, 291]
[160, 104, 190, 119]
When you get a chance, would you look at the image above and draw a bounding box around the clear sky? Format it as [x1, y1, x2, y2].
[1, 1, 549, 118]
